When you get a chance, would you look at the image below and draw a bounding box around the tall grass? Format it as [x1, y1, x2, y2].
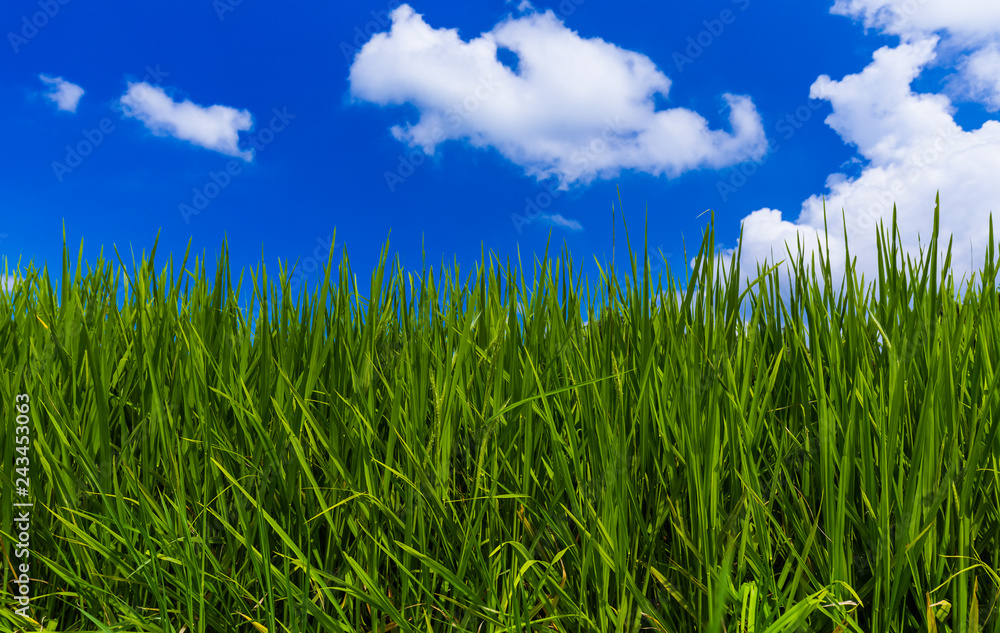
[1, 195, 999, 632]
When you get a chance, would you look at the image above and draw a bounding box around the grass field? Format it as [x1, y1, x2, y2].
[3, 196, 1000, 632]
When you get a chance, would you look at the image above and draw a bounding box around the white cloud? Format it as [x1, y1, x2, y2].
[831, 1, 1000, 114]
[348, 4, 767, 190]
[1, 274, 17, 294]
[542, 213, 583, 231]
[505, 0, 533, 12]
[39, 75, 84, 112]
[956, 44, 1000, 111]
[118, 83, 254, 160]
[726, 8, 1000, 294]
[831, 0, 1000, 43]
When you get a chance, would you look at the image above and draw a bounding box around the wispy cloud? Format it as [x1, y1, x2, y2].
[955, 44, 1000, 111]
[348, 4, 766, 190]
[542, 213, 583, 231]
[118, 82, 254, 160]
[507, 0, 534, 12]
[39, 74, 84, 112]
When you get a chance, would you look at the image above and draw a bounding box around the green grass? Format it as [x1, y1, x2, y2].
[2, 195, 1000, 632]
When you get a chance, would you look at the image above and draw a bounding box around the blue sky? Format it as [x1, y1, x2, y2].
[3, 0, 1000, 314]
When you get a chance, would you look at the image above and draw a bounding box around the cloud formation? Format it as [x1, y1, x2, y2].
[958, 44, 1000, 111]
[831, 0, 1000, 43]
[0, 274, 17, 294]
[543, 213, 583, 231]
[118, 83, 254, 160]
[39, 75, 84, 112]
[726, 3, 1000, 293]
[348, 4, 767, 190]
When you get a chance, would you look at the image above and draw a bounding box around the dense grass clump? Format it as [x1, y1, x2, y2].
[3, 197, 1000, 632]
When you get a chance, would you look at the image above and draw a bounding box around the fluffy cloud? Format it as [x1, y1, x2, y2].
[118, 83, 254, 160]
[831, 1, 1000, 115]
[956, 44, 1000, 111]
[831, 0, 1000, 43]
[726, 6, 1000, 293]
[39, 75, 84, 112]
[348, 4, 767, 190]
